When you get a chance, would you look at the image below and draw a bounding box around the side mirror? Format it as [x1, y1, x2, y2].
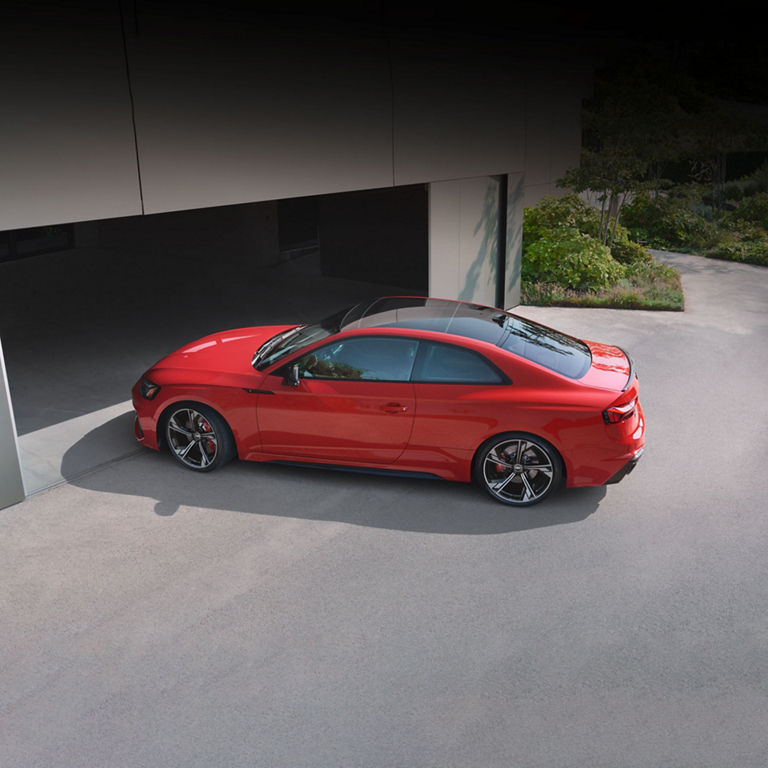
[285, 364, 300, 387]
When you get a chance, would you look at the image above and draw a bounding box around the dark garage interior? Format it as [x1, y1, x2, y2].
[0, 185, 428, 492]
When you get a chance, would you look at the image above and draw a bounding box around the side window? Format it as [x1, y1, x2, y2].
[414, 341, 504, 384]
[296, 337, 419, 381]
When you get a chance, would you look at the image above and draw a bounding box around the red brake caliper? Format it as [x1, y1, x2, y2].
[200, 419, 215, 452]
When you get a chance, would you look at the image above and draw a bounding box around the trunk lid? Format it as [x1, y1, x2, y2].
[580, 340, 634, 392]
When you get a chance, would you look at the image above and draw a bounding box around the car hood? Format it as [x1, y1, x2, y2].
[152, 325, 296, 377]
[580, 340, 633, 392]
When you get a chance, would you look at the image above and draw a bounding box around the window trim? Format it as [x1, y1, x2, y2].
[274, 334, 512, 386]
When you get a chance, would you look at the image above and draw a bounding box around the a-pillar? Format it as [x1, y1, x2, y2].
[0, 336, 24, 509]
[428, 173, 523, 310]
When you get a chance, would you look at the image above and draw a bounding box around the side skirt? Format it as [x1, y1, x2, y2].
[265, 460, 444, 481]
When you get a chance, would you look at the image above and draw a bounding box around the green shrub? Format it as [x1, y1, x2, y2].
[728, 192, 768, 229]
[523, 194, 602, 246]
[741, 161, 768, 197]
[523, 227, 624, 290]
[607, 230, 653, 264]
[702, 225, 768, 266]
[703, 239, 768, 266]
[723, 182, 745, 203]
[623, 255, 681, 282]
[525, 193, 652, 265]
[621, 194, 718, 249]
[723, 218, 767, 241]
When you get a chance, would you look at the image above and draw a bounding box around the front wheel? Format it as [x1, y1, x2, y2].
[164, 404, 235, 472]
[473, 432, 562, 506]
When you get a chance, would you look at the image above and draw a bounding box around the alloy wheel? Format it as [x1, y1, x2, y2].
[166, 407, 220, 470]
[480, 436, 557, 505]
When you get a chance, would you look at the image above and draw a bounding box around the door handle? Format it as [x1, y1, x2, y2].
[383, 402, 408, 414]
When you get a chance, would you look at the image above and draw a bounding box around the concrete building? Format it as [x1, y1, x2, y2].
[0, 2, 589, 509]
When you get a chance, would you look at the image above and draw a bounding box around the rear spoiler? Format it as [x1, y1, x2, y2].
[618, 347, 635, 392]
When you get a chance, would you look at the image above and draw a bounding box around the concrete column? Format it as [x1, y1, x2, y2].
[428, 176, 501, 307]
[429, 173, 524, 309]
[0, 336, 25, 509]
[504, 172, 525, 308]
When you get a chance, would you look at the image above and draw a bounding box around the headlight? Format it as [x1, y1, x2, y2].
[139, 377, 161, 400]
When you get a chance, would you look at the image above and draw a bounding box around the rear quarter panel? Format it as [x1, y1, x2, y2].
[400, 341, 617, 484]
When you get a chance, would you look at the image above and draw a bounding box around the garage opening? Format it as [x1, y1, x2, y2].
[279, 185, 428, 289]
[0, 185, 428, 495]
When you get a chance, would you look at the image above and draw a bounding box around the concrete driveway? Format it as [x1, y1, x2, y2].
[2, 251, 767, 767]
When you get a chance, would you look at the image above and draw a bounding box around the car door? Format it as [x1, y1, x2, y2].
[408, 340, 510, 455]
[256, 335, 418, 465]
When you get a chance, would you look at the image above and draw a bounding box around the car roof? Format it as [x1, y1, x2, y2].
[340, 296, 510, 346]
[338, 296, 593, 380]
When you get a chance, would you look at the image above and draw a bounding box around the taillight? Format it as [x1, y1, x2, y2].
[603, 396, 637, 424]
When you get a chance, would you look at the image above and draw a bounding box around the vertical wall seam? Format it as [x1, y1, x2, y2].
[118, 0, 145, 215]
[387, 35, 396, 187]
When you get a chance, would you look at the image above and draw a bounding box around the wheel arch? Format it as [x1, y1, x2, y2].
[472, 430, 566, 478]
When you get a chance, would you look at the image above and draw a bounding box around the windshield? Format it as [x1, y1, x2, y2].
[252, 306, 351, 371]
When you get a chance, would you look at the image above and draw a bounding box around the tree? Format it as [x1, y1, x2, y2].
[683, 100, 768, 216]
[561, 44, 768, 225]
[559, 53, 685, 245]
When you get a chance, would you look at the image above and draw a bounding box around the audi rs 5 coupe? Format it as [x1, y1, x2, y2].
[132, 297, 645, 506]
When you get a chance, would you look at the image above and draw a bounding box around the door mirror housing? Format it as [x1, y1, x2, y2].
[285, 363, 300, 387]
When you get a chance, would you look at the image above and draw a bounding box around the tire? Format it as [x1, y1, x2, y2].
[163, 403, 235, 472]
[473, 432, 562, 506]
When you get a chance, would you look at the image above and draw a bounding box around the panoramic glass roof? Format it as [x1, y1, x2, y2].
[342, 297, 507, 344]
[339, 297, 592, 379]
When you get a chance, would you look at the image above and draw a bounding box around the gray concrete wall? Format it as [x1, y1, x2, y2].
[1, 4, 585, 228]
[0, 2, 142, 231]
[522, 57, 587, 208]
[125, 9, 395, 214]
[429, 172, 526, 310]
[0, 338, 25, 508]
[429, 176, 502, 307]
[391, 33, 526, 186]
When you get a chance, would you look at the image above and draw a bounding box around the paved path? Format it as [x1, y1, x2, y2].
[2, 252, 767, 767]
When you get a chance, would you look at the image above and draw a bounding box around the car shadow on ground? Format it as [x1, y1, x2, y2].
[61, 414, 606, 535]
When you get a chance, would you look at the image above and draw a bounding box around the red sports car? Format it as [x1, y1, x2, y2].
[132, 297, 644, 506]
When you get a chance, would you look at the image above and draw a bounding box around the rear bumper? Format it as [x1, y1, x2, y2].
[605, 446, 644, 485]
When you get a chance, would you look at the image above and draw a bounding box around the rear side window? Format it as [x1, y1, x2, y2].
[500, 317, 591, 379]
[413, 342, 504, 384]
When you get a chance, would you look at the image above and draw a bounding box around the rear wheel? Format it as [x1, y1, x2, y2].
[473, 432, 562, 506]
[164, 404, 235, 472]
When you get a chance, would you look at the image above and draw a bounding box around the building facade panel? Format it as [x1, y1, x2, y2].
[391, 33, 526, 186]
[429, 176, 503, 308]
[0, 2, 142, 230]
[126, 9, 395, 213]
